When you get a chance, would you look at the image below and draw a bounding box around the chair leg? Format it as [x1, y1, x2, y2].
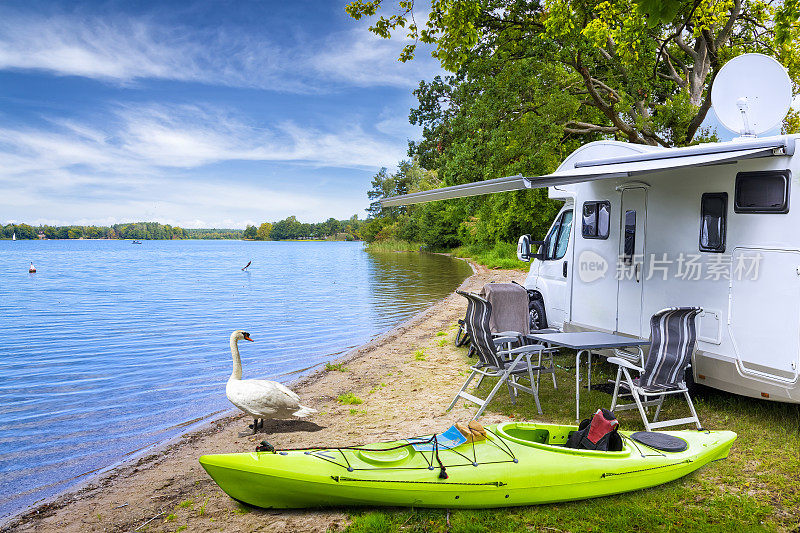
[610, 367, 623, 411]
[526, 355, 543, 415]
[550, 353, 558, 389]
[448, 369, 478, 411]
[507, 376, 517, 404]
[475, 374, 485, 389]
[473, 375, 509, 420]
[684, 390, 702, 430]
[619, 368, 652, 431]
[653, 394, 665, 422]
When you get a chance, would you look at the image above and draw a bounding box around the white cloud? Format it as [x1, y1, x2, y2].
[0, 11, 441, 91]
[0, 103, 406, 174]
[0, 103, 402, 227]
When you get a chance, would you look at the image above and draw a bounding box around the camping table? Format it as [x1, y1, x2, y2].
[524, 331, 650, 423]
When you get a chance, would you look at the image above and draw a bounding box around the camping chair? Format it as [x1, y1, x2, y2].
[447, 291, 556, 420]
[608, 307, 703, 431]
[479, 282, 560, 390]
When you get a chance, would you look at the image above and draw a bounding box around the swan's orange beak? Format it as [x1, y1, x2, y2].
[243, 333, 254, 342]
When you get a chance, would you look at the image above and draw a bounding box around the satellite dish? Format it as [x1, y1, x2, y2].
[711, 53, 793, 137]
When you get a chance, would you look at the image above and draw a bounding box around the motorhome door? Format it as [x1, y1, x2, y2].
[616, 188, 647, 336]
[536, 208, 574, 328]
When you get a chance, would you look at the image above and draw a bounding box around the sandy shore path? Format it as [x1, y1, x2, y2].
[5, 261, 524, 533]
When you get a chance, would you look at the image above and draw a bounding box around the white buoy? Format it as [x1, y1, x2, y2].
[29, 262, 36, 273]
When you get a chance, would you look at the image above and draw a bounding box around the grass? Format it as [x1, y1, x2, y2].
[337, 392, 363, 405]
[451, 242, 529, 271]
[414, 349, 426, 361]
[325, 362, 347, 372]
[341, 349, 800, 533]
[437, 338, 448, 347]
[177, 499, 193, 509]
[365, 239, 422, 252]
[196, 496, 209, 517]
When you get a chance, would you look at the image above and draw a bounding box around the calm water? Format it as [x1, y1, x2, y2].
[0, 240, 472, 519]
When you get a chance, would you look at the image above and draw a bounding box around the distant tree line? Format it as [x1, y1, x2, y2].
[242, 215, 363, 241]
[1, 222, 187, 240]
[2, 216, 365, 241]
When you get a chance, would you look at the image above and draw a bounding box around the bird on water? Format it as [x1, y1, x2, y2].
[241, 261, 252, 271]
[226, 330, 316, 434]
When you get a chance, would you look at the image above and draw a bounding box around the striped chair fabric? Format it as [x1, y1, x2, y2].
[640, 307, 702, 391]
[609, 306, 703, 431]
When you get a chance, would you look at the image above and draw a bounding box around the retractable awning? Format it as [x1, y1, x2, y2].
[380, 137, 793, 207]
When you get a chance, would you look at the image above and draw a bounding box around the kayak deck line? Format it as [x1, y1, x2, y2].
[601, 458, 693, 478]
[331, 476, 508, 486]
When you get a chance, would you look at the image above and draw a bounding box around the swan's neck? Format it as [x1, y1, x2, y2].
[230, 338, 243, 380]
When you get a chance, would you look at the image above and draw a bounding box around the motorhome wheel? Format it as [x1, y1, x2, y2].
[530, 299, 547, 330]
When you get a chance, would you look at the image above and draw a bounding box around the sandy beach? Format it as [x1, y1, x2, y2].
[4, 260, 522, 532]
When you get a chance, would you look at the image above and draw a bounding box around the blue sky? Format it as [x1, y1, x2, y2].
[0, 0, 441, 228]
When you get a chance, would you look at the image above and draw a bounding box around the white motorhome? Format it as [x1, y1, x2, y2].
[381, 54, 800, 404]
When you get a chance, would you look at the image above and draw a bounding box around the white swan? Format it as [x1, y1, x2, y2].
[226, 330, 317, 434]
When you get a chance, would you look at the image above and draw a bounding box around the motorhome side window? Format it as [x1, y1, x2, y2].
[545, 210, 573, 260]
[699, 193, 727, 253]
[623, 210, 636, 264]
[581, 201, 610, 239]
[734, 170, 790, 213]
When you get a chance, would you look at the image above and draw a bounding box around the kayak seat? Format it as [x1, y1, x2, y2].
[630, 431, 688, 452]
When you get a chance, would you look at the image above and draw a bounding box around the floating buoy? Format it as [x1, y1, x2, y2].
[29, 262, 36, 273]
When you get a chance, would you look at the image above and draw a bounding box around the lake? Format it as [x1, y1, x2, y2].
[0, 240, 472, 520]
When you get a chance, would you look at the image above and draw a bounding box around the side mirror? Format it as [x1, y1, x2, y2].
[530, 240, 547, 261]
[517, 234, 532, 262]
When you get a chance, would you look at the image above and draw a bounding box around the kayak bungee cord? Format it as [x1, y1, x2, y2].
[254, 427, 518, 480]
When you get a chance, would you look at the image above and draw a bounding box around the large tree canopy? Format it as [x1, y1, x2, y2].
[348, 0, 799, 147]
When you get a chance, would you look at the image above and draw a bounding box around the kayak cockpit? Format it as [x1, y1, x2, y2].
[494, 422, 633, 457]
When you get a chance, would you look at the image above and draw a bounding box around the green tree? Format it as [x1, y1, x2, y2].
[243, 225, 257, 240]
[347, 0, 800, 146]
[256, 222, 273, 241]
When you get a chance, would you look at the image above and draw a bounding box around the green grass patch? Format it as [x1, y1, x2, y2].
[337, 392, 363, 405]
[365, 239, 421, 252]
[196, 496, 209, 517]
[233, 502, 251, 515]
[436, 331, 446, 336]
[164, 513, 176, 522]
[177, 500, 193, 509]
[451, 242, 529, 270]
[414, 349, 426, 361]
[325, 362, 347, 372]
[437, 338, 448, 347]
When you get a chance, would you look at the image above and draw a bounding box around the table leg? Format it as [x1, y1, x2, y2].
[587, 351, 592, 390]
[575, 349, 585, 423]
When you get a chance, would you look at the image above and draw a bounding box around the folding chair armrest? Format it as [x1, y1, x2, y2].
[498, 344, 547, 356]
[494, 330, 524, 338]
[613, 346, 645, 367]
[607, 356, 644, 373]
[493, 336, 520, 345]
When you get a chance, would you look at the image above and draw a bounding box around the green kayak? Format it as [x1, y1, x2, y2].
[199, 422, 735, 509]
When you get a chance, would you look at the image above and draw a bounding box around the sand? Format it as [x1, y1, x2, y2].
[3, 261, 524, 533]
